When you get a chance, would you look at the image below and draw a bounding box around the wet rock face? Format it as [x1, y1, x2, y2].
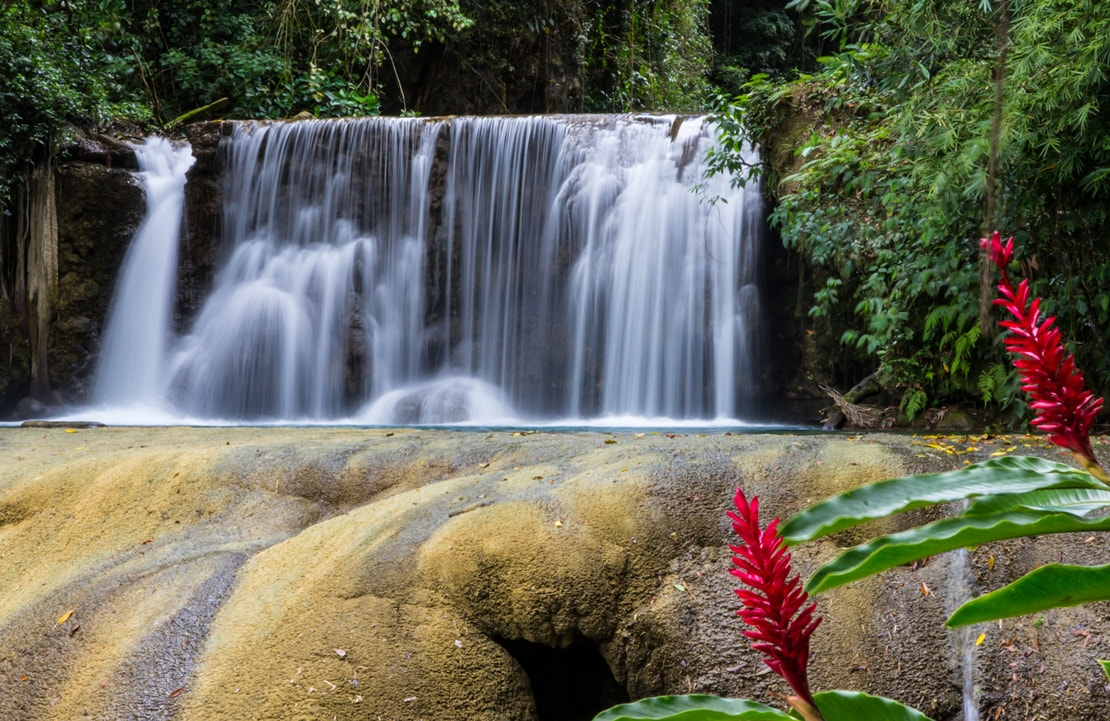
[0, 303, 31, 412]
[0, 128, 145, 414]
[1, 428, 1108, 721]
[51, 160, 145, 402]
[0, 123, 224, 414]
[178, 122, 223, 335]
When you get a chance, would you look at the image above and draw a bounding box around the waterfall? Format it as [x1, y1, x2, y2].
[169, 119, 437, 419]
[94, 115, 764, 425]
[93, 137, 195, 406]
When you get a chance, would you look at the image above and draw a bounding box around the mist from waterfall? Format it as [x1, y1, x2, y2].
[91, 115, 765, 425]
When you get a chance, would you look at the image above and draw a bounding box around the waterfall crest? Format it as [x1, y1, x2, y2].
[95, 116, 764, 425]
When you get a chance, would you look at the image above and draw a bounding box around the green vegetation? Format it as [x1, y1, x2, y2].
[2, 0, 800, 215]
[715, 0, 1110, 422]
[582, 0, 716, 111]
[0, 1, 139, 214]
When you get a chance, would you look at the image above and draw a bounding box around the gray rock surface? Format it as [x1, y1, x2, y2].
[0, 427, 1107, 720]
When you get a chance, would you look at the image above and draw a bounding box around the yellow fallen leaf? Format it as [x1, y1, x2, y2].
[987, 555, 995, 570]
[976, 632, 987, 646]
[56, 610, 74, 626]
[64, 429, 77, 433]
[553, 520, 563, 528]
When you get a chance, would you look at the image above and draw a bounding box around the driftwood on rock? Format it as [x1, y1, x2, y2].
[819, 372, 892, 429]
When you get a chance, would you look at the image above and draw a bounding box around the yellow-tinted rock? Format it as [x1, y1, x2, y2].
[0, 427, 1107, 720]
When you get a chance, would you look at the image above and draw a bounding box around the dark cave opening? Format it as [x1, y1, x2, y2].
[495, 636, 630, 721]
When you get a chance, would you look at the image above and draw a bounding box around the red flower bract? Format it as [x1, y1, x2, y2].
[981, 230, 1014, 269]
[728, 489, 821, 706]
[984, 231, 1106, 477]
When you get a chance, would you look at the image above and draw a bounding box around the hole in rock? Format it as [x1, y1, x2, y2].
[495, 635, 629, 721]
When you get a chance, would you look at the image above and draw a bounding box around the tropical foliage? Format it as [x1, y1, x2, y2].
[714, 0, 1110, 419]
[2, 0, 798, 214]
[590, 488, 938, 721]
[592, 237, 1110, 720]
[782, 229, 1110, 633]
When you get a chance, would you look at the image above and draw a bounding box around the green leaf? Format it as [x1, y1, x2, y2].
[591, 695, 794, 721]
[807, 511, 1110, 594]
[814, 690, 936, 721]
[1099, 660, 1110, 682]
[946, 563, 1110, 627]
[964, 487, 1110, 516]
[781, 456, 1105, 542]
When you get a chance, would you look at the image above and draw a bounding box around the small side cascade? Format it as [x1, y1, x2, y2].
[93, 137, 195, 406]
[948, 546, 982, 721]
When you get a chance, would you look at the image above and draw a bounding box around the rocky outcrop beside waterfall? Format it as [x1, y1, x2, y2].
[1, 428, 1107, 720]
[177, 122, 224, 334]
[0, 124, 225, 416]
[0, 128, 146, 414]
[52, 153, 144, 400]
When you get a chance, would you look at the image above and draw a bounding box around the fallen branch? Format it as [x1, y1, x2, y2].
[819, 374, 893, 430]
[166, 98, 230, 128]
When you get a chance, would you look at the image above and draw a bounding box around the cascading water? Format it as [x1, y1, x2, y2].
[169, 119, 438, 419]
[94, 115, 765, 425]
[93, 137, 195, 407]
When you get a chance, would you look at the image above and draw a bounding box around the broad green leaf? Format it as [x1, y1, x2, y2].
[591, 695, 794, 721]
[946, 563, 1110, 627]
[814, 690, 935, 721]
[1099, 660, 1110, 682]
[807, 511, 1110, 593]
[781, 456, 1104, 542]
[965, 487, 1110, 517]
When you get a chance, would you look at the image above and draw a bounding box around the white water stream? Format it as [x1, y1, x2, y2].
[92, 138, 195, 407]
[949, 547, 982, 720]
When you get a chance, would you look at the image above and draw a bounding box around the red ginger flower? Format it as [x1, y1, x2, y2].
[728, 489, 822, 709]
[982, 231, 1107, 481]
[981, 229, 1014, 269]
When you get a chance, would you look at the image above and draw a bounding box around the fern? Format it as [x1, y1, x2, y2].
[977, 363, 1008, 405]
[951, 325, 981, 378]
[900, 388, 928, 420]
